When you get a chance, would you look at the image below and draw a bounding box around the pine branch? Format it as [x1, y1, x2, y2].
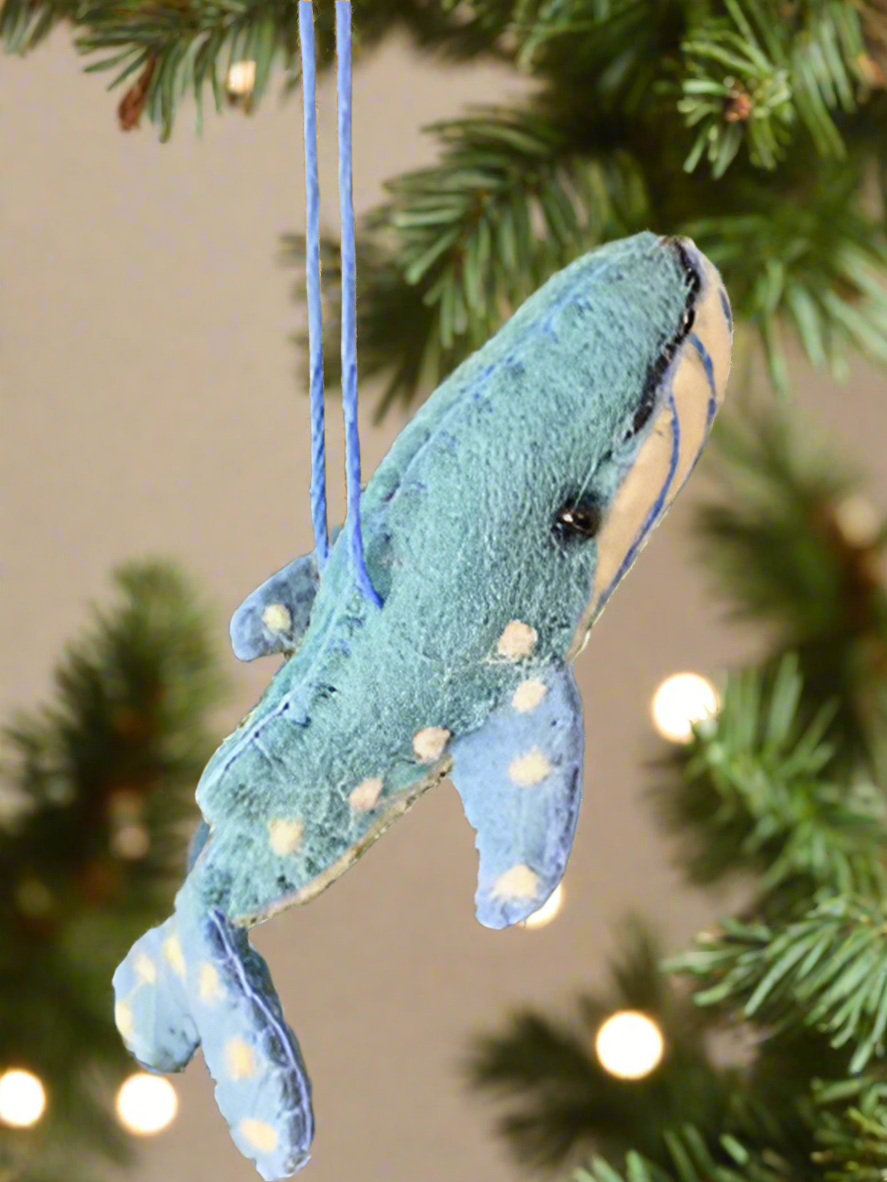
[682, 171, 887, 394]
[0, 560, 227, 1177]
[653, 654, 887, 898]
[813, 1078, 887, 1182]
[79, 0, 301, 139]
[0, 0, 518, 137]
[690, 406, 887, 778]
[677, 0, 795, 177]
[505, 0, 689, 108]
[574, 1125, 791, 1182]
[463, 921, 740, 1169]
[670, 894, 887, 1074]
[283, 97, 649, 418]
[675, 0, 869, 178]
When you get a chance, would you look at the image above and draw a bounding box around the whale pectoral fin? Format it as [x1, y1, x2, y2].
[230, 528, 344, 663]
[230, 554, 320, 662]
[449, 662, 585, 930]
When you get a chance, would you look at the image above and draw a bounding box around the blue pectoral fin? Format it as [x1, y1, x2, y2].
[230, 528, 343, 663]
[230, 554, 320, 662]
[449, 662, 585, 929]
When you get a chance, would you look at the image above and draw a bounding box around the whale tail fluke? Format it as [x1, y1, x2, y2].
[113, 906, 314, 1180]
[112, 915, 200, 1073]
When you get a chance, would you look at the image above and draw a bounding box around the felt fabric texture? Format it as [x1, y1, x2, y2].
[449, 660, 585, 928]
[229, 555, 320, 662]
[112, 230, 733, 1180]
[229, 527, 341, 662]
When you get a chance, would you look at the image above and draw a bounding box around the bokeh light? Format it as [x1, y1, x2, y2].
[524, 883, 564, 928]
[595, 1011, 665, 1079]
[651, 672, 719, 743]
[0, 1069, 47, 1128]
[226, 61, 256, 97]
[834, 494, 880, 546]
[115, 1073, 178, 1135]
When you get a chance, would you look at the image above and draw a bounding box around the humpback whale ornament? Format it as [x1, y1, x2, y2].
[112, 2, 733, 1177]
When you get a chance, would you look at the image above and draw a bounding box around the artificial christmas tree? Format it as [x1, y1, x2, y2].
[3, 0, 886, 1177]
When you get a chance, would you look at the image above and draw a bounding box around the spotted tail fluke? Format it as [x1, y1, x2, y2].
[196, 909, 314, 1179]
[112, 916, 200, 1073]
[113, 905, 314, 1180]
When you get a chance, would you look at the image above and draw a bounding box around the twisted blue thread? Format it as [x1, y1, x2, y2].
[336, 0, 382, 609]
[299, 1, 329, 569]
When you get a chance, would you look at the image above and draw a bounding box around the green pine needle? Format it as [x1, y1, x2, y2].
[0, 560, 227, 1178]
[464, 921, 739, 1169]
[670, 894, 887, 1073]
[653, 654, 887, 898]
[575, 1126, 790, 1182]
[282, 99, 650, 415]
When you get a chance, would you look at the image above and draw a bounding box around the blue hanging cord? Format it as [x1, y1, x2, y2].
[299, 1, 329, 569]
[336, 0, 382, 609]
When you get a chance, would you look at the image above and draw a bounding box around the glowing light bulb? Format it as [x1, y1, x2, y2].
[834, 494, 880, 547]
[110, 824, 150, 860]
[115, 1073, 178, 1135]
[651, 672, 719, 743]
[226, 60, 256, 97]
[0, 1069, 47, 1127]
[595, 1010, 664, 1079]
[524, 883, 564, 928]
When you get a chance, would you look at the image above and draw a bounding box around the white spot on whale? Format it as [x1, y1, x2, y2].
[497, 621, 538, 660]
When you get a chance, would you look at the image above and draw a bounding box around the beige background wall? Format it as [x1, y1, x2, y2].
[2, 28, 886, 1182]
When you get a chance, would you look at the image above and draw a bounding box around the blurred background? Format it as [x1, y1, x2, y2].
[2, 14, 887, 1182]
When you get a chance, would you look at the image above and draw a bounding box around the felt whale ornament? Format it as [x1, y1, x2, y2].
[112, 3, 733, 1177]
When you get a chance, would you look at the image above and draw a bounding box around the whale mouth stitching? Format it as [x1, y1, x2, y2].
[621, 240, 703, 444]
[649, 238, 703, 397]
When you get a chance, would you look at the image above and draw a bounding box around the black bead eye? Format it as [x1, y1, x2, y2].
[553, 499, 603, 541]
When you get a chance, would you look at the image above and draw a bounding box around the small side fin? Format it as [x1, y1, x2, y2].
[449, 662, 585, 929]
[230, 528, 342, 662]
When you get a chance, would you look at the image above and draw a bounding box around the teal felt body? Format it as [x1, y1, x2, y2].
[113, 231, 733, 1181]
[195, 233, 697, 919]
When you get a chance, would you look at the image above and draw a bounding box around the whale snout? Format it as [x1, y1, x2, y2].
[660, 234, 733, 409]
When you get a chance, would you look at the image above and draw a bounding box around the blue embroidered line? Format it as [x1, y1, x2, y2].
[299, 2, 329, 570]
[689, 332, 715, 405]
[719, 286, 733, 334]
[209, 911, 313, 1147]
[336, 1, 382, 609]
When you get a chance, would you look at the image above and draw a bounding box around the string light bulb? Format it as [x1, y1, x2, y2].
[651, 672, 719, 743]
[524, 883, 564, 928]
[110, 824, 150, 860]
[115, 1073, 178, 1135]
[0, 1068, 47, 1127]
[595, 1010, 664, 1079]
[226, 60, 256, 101]
[834, 494, 880, 547]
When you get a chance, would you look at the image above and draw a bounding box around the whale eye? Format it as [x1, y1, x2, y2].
[553, 498, 603, 541]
